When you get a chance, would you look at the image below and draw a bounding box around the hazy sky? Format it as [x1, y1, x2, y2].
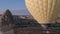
[0, 0, 26, 11]
[0, 0, 30, 15]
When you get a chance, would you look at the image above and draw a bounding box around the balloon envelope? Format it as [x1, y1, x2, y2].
[25, 0, 60, 24]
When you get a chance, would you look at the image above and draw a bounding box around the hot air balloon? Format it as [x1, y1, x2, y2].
[25, 0, 60, 24]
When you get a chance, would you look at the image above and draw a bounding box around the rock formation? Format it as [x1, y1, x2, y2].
[1, 9, 14, 25]
[0, 9, 15, 34]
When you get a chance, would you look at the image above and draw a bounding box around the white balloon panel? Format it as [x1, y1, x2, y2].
[25, 0, 60, 24]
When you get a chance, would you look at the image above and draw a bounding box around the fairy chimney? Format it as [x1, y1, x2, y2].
[1, 9, 14, 25]
[0, 9, 15, 34]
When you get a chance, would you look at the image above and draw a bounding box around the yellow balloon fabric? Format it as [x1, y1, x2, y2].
[25, 0, 60, 24]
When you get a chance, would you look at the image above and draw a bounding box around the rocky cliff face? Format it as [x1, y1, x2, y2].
[1, 9, 14, 25]
[0, 9, 15, 34]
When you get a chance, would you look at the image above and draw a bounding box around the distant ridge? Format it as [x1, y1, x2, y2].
[0, 9, 31, 15]
[10, 9, 31, 15]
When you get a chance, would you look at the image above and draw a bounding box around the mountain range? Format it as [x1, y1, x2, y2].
[0, 9, 31, 15]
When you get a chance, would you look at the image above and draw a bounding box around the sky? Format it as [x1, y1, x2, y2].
[0, 0, 26, 10]
[0, 0, 30, 15]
